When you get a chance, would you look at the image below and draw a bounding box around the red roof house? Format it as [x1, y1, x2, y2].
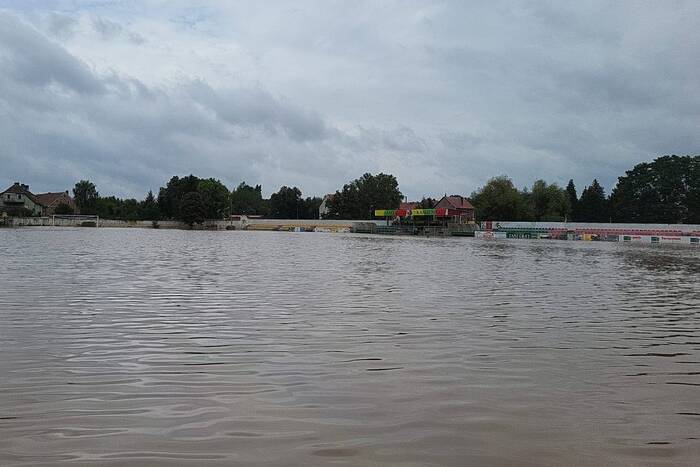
[1, 183, 76, 216]
[434, 195, 475, 221]
[34, 191, 76, 215]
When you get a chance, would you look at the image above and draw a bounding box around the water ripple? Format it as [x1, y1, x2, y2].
[0, 229, 699, 465]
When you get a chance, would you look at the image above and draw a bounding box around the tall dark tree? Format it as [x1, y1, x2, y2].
[609, 155, 699, 224]
[565, 179, 578, 221]
[578, 179, 609, 222]
[469, 176, 529, 221]
[157, 175, 200, 219]
[95, 196, 141, 220]
[120, 198, 141, 221]
[270, 186, 303, 219]
[140, 190, 160, 220]
[73, 180, 99, 214]
[529, 180, 570, 221]
[54, 203, 74, 215]
[197, 178, 230, 219]
[416, 197, 436, 209]
[302, 196, 323, 219]
[95, 196, 119, 219]
[230, 182, 267, 215]
[327, 173, 403, 219]
[180, 192, 206, 226]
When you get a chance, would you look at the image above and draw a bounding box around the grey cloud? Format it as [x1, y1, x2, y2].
[45, 12, 78, 39]
[187, 80, 330, 142]
[1, 2, 699, 201]
[348, 126, 428, 153]
[92, 16, 145, 44]
[0, 13, 358, 198]
[92, 16, 121, 39]
[0, 13, 104, 94]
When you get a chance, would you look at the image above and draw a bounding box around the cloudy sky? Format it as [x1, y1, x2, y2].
[0, 1, 698, 199]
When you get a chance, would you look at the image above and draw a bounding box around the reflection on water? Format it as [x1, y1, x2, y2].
[1, 229, 699, 466]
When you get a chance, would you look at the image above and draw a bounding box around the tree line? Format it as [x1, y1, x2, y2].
[67, 154, 697, 224]
[470, 155, 698, 224]
[71, 176, 323, 225]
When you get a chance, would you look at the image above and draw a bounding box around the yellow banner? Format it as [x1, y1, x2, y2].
[411, 209, 435, 216]
[374, 210, 396, 217]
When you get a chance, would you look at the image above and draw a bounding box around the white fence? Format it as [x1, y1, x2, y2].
[480, 221, 700, 234]
[6, 217, 184, 228]
[3, 217, 382, 230]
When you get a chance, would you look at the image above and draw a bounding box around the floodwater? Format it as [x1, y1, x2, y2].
[1, 229, 699, 466]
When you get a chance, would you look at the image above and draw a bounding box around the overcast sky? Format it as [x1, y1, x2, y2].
[0, 1, 698, 199]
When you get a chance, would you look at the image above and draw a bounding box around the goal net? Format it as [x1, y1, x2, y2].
[52, 214, 100, 227]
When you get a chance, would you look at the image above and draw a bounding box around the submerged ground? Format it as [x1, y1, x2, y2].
[1, 229, 699, 466]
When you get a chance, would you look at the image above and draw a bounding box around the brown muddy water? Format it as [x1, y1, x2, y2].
[1, 228, 699, 466]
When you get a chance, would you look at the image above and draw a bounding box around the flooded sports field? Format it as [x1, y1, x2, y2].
[1, 229, 699, 466]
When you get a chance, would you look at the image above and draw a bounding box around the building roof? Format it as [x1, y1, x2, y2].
[34, 192, 71, 208]
[2, 183, 41, 205]
[400, 201, 418, 211]
[438, 195, 474, 210]
[3, 183, 28, 195]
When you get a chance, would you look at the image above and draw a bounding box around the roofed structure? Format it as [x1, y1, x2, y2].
[1, 183, 76, 216]
[434, 195, 475, 221]
[34, 191, 75, 215]
[1, 183, 44, 215]
[399, 201, 418, 211]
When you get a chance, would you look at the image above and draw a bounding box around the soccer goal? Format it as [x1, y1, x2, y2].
[52, 214, 100, 227]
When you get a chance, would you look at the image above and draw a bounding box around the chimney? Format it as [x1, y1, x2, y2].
[21, 184, 29, 191]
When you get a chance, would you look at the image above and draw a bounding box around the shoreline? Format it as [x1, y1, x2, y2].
[3, 216, 699, 247]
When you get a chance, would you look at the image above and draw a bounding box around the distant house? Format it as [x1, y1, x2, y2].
[0, 183, 44, 216]
[319, 194, 334, 219]
[434, 195, 475, 221]
[0, 182, 76, 216]
[34, 191, 75, 215]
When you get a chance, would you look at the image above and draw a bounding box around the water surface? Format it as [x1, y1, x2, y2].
[1, 229, 699, 466]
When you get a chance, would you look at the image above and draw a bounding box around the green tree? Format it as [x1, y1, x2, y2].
[157, 175, 200, 219]
[94, 196, 141, 221]
[565, 179, 578, 221]
[609, 155, 699, 224]
[270, 186, 303, 218]
[327, 173, 403, 219]
[73, 180, 99, 214]
[180, 192, 206, 226]
[120, 198, 141, 221]
[578, 179, 609, 222]
[54, 203, 74, 215]
[302, 196, 323, 219]
[230, 182, 267, 215]
[529, 180, 570, 221]
[197, 178, 230, 219]
[95, 196, 121, 219]
[140, 190, 160, 220]
[416, 197, 436, 209]
[470, 176, 529, 221]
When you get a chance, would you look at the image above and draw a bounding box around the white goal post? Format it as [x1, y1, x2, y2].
[52, 214, 100, 227]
